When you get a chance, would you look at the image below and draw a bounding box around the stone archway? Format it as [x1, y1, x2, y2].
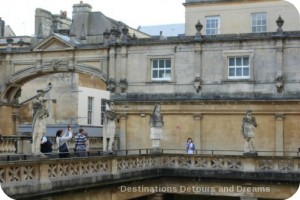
[0, 65, 108, 135]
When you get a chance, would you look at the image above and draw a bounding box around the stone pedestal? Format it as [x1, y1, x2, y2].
[150, 127, 163, 152]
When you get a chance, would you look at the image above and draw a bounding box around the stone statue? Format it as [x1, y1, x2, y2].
[103, 101, 116, 152]
[150, 103, 164, 151]
[32, 90, 49, 156]
[241, 110, 257, 155]
[150, 103, 164, 128]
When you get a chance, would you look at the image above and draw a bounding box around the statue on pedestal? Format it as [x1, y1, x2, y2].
[150, 103, 164, 151]
[103, 101, 116, 152]
[32, 90, 49, 156]
[241, 110, 258, 155]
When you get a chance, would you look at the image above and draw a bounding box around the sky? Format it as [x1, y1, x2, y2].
[0, 0, 185, 36]
[0, 0, 300, 36]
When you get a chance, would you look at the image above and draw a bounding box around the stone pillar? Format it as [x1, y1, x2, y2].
[119, 114, 127, 150]
[275, 40, 283, 77]
[109, 47, 116, 79]
[0, 105, 14, 135]
[275, 113, 284, 156]
[150, 127, 163, 150]
[193, 113, 202, 153]
[194, 43, 202, 77]
[193, 43, 202, 93]
[120, 46, 127, 79]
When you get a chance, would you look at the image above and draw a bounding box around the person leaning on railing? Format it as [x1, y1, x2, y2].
[74, 128, 88, 157]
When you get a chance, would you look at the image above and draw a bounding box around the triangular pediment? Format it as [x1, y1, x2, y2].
[33, 34, 79, 52]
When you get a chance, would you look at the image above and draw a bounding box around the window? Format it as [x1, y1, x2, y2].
[252, 13, 267, 33]
[205, 16, 220, 35]
[151, 59, 171, 81]
[100, 99, 106, 125]
[87, 97, 93, 124]
[228, 57, 250, 79]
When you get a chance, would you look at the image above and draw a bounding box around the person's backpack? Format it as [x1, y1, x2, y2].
[191, 143, 195, 150]
[41, 138, 53, 153]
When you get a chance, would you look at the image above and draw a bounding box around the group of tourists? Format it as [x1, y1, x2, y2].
[40, 126, 88, 158]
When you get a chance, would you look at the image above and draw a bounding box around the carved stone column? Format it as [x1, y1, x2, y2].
[119, 114, 127, 151]
[275, 113, 284, 156]
[275, 40, 284, 93]
[194, 43, 202, 93]
[108, 47, 117, 91]
[193, 113, 203, 152]
[120, 46, 128, 91]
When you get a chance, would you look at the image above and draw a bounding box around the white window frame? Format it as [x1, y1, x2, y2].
[205, 16, 220, 35]
[87, 96, 93, 125]
[151, 58, 172, 81]
[100, 99, 106, 125]
[223, 50, 254, 81]
[228, 57, 250, 79]
[252, 12, 267, 33]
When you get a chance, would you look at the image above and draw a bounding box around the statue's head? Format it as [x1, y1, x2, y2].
[246, 110, 252, 117]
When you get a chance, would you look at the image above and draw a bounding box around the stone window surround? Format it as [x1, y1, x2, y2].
[146, 54, 175, 82]
[222, 50, 255, 82]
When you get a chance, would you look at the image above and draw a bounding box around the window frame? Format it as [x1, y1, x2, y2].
[87, 96, 94, 125]
[222, 50, 254, 81]
[228, 57, 250, 79]
[205, 16, 220, 35]
[100, 99, 106, 126]
[149, 57, 173, 81]
[251, 12, 267, 33]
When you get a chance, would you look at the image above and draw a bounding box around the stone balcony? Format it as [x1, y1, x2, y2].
[0, 151, 299, 199]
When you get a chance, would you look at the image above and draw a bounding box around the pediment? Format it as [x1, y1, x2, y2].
[33, 34, 78, 52]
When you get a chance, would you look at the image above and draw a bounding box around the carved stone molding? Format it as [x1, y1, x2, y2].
[194, 76, 203, 93]
[119, 78, 128, 93]
[275, 75, 284, 93]
[106, 78, 116, 93]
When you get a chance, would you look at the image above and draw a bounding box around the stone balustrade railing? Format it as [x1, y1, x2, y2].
[0, 153, 299, 199]
[0, 136, 105, 154]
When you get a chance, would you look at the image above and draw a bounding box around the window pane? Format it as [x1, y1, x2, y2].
[236, 68, 242, 76]
[165, 70, 171, 78]
[229, 68, 235, 76]
[159, 60, 164, 68]
[166, 59, 171, 68]
[229, 58, 235, 66]
[243, 57, 249, 65]
[153, 70, 158, 78]
[236, 58, 242, 66]
[243, 68, 249, 76]
[159, 70, 164, 78]
[153, 60, 158, 68]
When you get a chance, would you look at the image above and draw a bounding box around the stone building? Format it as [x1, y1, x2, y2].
[184, 0, 300, 35]
[13, 1, 149, 137]
[0, 0, 300, 157]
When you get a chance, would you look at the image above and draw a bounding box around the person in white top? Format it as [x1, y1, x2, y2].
[186, 138, 195, 154]
[56, 126, 73, 158]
